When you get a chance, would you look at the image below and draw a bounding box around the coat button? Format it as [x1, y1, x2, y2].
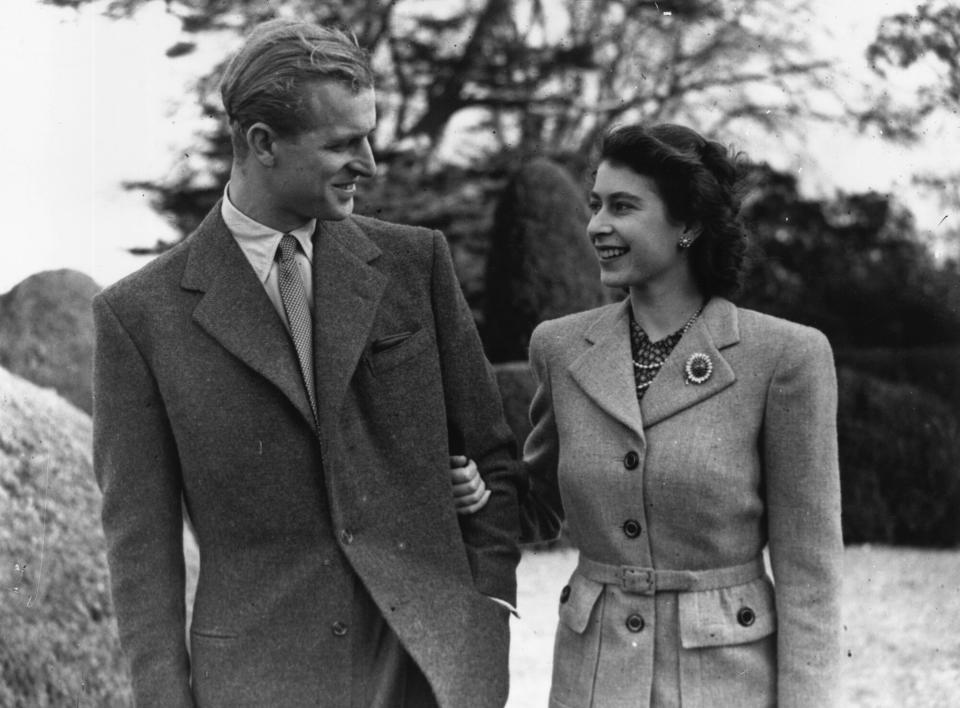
[331, 621, 348, 637]
[737, 607, 756, 627]
[625, 613, 645, 633]
[623, 451, 640, 470]
[339, 529, 354, 545]
[559, 585, 571, 603]
[622, 519, 642, 538]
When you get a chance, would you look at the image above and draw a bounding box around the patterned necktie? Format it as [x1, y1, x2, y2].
[276, 234, 319, 426]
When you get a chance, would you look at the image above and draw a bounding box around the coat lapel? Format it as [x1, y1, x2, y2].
[182, 204, 317, 429]
[641, 297, 739, 429]
[312, 218, 386, 425]
[568, 300, 645, 439]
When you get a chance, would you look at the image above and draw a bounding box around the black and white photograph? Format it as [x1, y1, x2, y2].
[2, 0, 958, 705]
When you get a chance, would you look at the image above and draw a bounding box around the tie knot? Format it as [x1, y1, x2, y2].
[277, 233, 300, 263]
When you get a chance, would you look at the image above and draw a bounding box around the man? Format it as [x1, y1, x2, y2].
[93, 19, 520, 708]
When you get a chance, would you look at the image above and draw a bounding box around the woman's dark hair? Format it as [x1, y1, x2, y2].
[599, 123, 748, 299]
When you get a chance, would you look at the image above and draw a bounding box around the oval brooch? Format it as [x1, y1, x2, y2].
[684, 352, 713, 385]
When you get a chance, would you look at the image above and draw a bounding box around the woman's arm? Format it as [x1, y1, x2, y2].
[764, 327, 843, 708]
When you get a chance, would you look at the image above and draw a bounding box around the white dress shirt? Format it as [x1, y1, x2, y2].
[221, 184, 316, 331]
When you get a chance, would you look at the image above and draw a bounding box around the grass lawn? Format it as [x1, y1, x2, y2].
[507, 545, 960, 707]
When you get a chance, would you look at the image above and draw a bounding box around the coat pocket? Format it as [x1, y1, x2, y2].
[677, 576, 778, 707]
[678, 575, 776, 648]
[557, 571, 604, 633]
[550, 572, 605, 708]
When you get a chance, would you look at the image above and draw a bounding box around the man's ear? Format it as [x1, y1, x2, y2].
[246, 122, 278, 167]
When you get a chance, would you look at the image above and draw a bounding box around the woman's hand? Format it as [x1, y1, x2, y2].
[450, 455, 491, 515]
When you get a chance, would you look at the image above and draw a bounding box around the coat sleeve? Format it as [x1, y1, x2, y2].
[763, 327, 843, 707]
[428, 232, 521, 605]
[93, 293, 195, 707]
[518, 323, 565, 544]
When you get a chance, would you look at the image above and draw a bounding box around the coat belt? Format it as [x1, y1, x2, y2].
[576, 555, 765, 596]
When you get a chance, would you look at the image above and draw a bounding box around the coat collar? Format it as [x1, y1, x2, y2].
[568, 297, 739, 434]
[640, 297, 739, 429]
[181, 204, 386, 433]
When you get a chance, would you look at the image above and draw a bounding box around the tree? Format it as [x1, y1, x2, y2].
[738, 162, 960, 348]
[862, 0, 960, 241]
[48, 0, 843, 241]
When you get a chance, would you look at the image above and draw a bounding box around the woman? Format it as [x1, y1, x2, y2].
[455, 123, 843, 706]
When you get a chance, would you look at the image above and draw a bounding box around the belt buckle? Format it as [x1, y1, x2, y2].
[620, 566, 655, 595]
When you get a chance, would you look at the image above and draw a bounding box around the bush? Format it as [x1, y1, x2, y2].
[481, 158, 607, 362]
[0, 367, 132, 707]
[837, 367, 960, 547]
[0, 270, 100, 414]
[835, 347, 960, 416]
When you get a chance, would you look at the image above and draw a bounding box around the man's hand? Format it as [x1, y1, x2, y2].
[450, 455, 491, 515]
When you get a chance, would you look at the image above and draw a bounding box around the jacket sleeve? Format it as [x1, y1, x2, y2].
[428, 232, 521, 606]
[93, 293, 195, 707]
[518, 323, 565, 544]
[763, 328, 843, 707]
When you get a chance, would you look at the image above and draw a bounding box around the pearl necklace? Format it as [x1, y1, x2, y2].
[632, 304, 705, 372]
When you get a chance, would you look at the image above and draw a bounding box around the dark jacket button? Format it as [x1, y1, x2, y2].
[625, 613, 645, 633]
[331, 621, 348, 637]
[559, 585, 571, 604]
[622, 519, 642, 538]
[737, 607, 756, 627]
[623, 451, 640, 470]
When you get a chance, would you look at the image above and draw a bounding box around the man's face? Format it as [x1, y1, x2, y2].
[267, 80, 377, 224]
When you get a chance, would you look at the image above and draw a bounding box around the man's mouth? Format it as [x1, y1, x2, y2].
[596, 245, 629, 261]
[332, 182, 357, 194]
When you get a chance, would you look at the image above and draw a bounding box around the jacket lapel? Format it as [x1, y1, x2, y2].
[568, 300, 645, 439]
[312, 218, 386, 426]
[182, 204, 316, 429]
[641, 297, 739, 429]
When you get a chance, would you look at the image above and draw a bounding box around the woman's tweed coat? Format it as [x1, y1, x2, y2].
[521, 297, 842, 707]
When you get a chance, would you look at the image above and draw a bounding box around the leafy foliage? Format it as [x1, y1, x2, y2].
[481, 158, 607, 361]
[0, 270, 100, 414]
[738, 163, 960, 348]
[837, 366, 960, 547]
[0, 368, 132, 706]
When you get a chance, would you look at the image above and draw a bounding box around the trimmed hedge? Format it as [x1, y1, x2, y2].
[835, 347, 960, 415]
[481, 158, 607, 362]
[837, 366, 960, 547]
[0, 367, 132, 707]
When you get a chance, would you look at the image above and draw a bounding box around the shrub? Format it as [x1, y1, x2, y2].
[837, 367, 960, 547]
[0, 270, 100, 414]
[835, 347, 960, 416]
[493, 361, 537, 451]
[481, 158, 607, 362]
[0, 367, 132, 706]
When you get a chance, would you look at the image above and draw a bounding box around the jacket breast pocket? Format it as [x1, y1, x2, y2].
[366, 327, 431, 375]
[550, 572, 604, 708]
[678, 576, 777, 707]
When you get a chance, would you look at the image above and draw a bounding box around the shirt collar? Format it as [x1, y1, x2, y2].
[220, 183, 316, 283]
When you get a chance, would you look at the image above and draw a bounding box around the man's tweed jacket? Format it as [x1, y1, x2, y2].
[93, 205, 521, 707]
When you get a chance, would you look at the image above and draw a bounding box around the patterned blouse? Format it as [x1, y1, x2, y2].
[629, 306, 701, 401]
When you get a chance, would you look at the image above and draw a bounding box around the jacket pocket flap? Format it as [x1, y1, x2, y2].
[679, 576, 776, 648]
[558, 572, 604, 635]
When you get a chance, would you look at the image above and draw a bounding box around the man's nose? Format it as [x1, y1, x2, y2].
[351, 138, 376, 177]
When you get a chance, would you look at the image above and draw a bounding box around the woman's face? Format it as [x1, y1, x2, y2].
[587, 160, 694, 293]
